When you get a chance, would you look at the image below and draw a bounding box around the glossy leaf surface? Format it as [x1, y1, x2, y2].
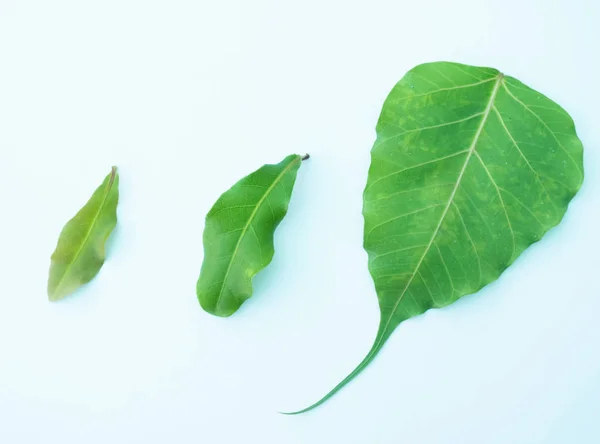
[289, 61, 584, 413]
[48, 167, 119, 301]
[197, 154, 306, 317]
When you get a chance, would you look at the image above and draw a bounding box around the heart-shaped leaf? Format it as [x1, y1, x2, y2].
[288, 62, 584, 413]
[48, 167, 119, 301]
[197, 154, 307, 317]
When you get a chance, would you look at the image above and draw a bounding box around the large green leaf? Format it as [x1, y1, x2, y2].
[288, 62, 584, 413]
[48, 167, 119, 301]
[197, 154, 307, 317]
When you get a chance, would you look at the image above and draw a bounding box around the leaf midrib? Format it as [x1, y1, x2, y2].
[214, 156, 300, 313]
[50, 167, 117, 298]
[378, 73, 504, 342]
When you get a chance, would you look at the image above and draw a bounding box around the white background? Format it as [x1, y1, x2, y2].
[0, 0, 599, 443]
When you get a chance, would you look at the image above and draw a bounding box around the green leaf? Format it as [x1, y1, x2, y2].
[287, 62, 584, 413]
[48, 167, 119, 301]
[197, 154, 307, 317]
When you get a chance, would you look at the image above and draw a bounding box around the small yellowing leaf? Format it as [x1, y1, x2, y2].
[48, 167, 119, 301]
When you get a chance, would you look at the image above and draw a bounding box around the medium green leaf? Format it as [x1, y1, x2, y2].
[48, 167, 119, 301]
[287, 62, 584, 413]
[197, 154, 307, 317]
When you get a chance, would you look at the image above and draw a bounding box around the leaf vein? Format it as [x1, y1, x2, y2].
[372, 244, 429, 261]
[374, 113, 484, 148]
[389, 77, 496, 105]
[452, 202, 482, 287]
[473, 151, 516, 259]
[367, 150, 470, 191]
[365, 204, 445, 239]
[434, 241, 455, 293]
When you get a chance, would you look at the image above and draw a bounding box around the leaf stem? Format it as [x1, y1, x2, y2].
[280, 334, 385, 415]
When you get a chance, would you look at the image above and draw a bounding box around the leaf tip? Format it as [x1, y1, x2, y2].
[47, 290, 62, 302]
[278, 409, 308, 416]
[278, 405, 316, 416]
